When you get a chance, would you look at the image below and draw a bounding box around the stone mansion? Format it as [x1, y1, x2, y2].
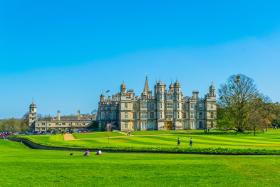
[97, 77, 217, 131]
[28, 102, 95, 133]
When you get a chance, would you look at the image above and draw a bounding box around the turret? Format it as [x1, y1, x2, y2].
[208, 82, 216, 97]
[28, 101, 37, 126]
[174, 80, 181, 92]
[100, 94, 105, 102]
[29, 101, 37, 113]
[192, 91, 199, 100]
[156, 81, 166, 95]
[120, 82, 126, 93]
[155, 81, 166, 123]
[169, 82, 174, 92]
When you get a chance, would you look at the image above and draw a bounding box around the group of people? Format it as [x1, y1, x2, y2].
[69, 149, 102, 157]
[177, 137, 193, 147]
[83, 149, 102, 156]
[0, 132, 12, 139]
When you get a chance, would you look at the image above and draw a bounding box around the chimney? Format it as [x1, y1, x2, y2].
[57, 110, 61, 121]
[192, 91, 199, 100]
[77, 110, 81, 120]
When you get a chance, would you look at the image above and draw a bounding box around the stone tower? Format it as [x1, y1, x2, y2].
[173, 80, 183, 130]
[205, 83, 217, 129]
[28, 101, 37, 127]
[155, 81, 166, 130]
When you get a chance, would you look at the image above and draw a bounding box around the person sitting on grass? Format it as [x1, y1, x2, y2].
[84, 149, 90, 156]
[96, 149, 102, 155]
[189, 137, 193, 148]
[177, 137, 180, 146]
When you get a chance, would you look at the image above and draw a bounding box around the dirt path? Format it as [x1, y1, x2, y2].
[64, 133, 76, 141]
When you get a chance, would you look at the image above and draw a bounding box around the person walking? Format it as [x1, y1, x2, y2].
[177, 137, 180, 146]
[189, 137, 193, 148]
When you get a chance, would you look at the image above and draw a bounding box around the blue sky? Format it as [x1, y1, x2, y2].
[1, 0, 280, 118]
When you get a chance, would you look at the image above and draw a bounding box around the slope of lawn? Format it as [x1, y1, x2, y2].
[15, 129, 280, 154]
[0, 139, 280, 187]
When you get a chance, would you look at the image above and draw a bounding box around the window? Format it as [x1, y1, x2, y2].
[125, 103, 128, 108]
[190, 112, 194, 119]
[191, 104, 194, 109]
[166, 111, 173, 119]
[199, 103, 203, 110]
[141, 102, 147, 108]
[141, 112, 147, 118]
[211, 112, 214, 119]
[199, 112, 203, 118]
[124, 122, 128, 129]
[125, 112, 128, 119]
[177, 112, 180, 118]
[150, 103, 154, 110]
[160, 112, 163, 119]
[166, 103, 173, 108]
[150, 112, 154, 119]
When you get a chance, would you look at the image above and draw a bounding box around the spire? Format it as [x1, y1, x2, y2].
[143, 76, 150, 93]
[209, 82, 216, 97]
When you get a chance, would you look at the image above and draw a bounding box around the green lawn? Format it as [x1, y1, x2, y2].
[17, 129, 280, 154]
[1, 139, 280, 187]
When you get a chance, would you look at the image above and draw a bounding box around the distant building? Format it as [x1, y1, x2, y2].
[28, 103, 95, 133]
[97, 77, 217, 131]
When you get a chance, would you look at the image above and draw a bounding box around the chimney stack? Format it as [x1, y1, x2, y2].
[77, 110, 81, 120]
[57, 110, 61, 121]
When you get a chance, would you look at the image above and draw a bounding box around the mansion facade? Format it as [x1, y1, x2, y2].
[97, 77, 217, 131]
[28, 102, 95, 133]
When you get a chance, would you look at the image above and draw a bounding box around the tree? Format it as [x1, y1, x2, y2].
[248, 98, 267, 135]
[216, 106, 235, 130]
[20, 113, 30, 132]
[86, 121, 99, 131]
[0, 118, 21, 132]
[219, 74, 260, 132]
[270, 102, 280, 129]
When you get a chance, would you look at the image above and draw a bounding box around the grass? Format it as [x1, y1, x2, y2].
[1, 139, 280, 187]
[16, 129, 280, 154]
